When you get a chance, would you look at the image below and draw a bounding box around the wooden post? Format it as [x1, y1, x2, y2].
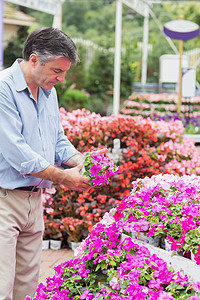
[177, 15, 184, 114]
[177, 39, 183, 113]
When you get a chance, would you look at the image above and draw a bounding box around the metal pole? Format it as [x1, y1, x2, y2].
[113, 0, 122, 115]
[141, 3, 149, 85]
[0, 0, 4, 70]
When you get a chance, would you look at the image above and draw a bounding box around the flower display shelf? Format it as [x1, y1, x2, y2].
[128, 235, 200, 283]
[184, 134, 200, 143]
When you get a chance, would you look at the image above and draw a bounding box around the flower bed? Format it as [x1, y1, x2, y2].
[26, 181, 200, 299]
[121, 93, 200, 119]
[129, 236, 200, 284]
[114, 173, 200, 265]
[121, 93, 200, 135]
[43, 108, 200, 245]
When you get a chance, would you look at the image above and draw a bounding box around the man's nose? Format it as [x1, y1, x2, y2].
[57, 73, 65, 82]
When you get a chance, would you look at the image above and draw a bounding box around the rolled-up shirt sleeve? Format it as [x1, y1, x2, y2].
[20, 158, 50, 176]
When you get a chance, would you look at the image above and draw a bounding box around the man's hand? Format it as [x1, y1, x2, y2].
[31, 164, 91, 191]
[62, 164, 91, 191]
[92, 148, 107, 155]
[63, 148, 108, 168]
[31, 148, 108, 191]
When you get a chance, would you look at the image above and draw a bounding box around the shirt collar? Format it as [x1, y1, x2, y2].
[12, 59, 27, 92]
[12, 59, 52, 97]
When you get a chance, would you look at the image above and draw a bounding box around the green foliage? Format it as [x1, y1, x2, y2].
[121, 43, 141, 96]
[85, 50, 114, 99]
[60, 89, 89, 111]
[55, 81, 68, 104]
[67, 44, 88, 89]
[86, 95, 107, 116]
[183, 227, 200, 255]
[3, 26, 28, 68]
[62, 0, 91, 34]
[29, 11, 53, 27]
[196, 65, 200, 85]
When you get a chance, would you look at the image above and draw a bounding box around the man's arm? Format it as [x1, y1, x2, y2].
[31, 163, 91, 191]
[33, 149, 107, 191]
[62, 148, 108, 168]
[62, 153, 85, 167]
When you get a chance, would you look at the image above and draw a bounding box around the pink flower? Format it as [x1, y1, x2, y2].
[109, 277, 120, 290]
[100, 211, 115, 226]
[157, 291, 174, 299]
[128, 269, 141, 282]
[80, 289, 93, 299]
[74, 240, 86, 257]
[83, 152, 119, 188]
[193, 282, 200, 292]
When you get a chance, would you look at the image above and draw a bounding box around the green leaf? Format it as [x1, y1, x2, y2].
[144, 274, 152, 280]
[151, 262, 158, 268]
[95, 264, 101, 272]
[176, 284, 186, 290]
[101, 263, 107, 270]
[110, 260, 116, 267]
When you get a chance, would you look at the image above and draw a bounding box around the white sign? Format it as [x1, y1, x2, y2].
[182, 68, 196, 98]
[164, 20, 199, 34]
[5, 0, 58, 15]
[159, 54, 189, 83]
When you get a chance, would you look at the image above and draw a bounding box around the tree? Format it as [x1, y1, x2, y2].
[86, 50, 114, 97]
[3, 26, 28, 68]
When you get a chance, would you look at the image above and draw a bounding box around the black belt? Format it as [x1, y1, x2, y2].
[15, 186, 40, 192]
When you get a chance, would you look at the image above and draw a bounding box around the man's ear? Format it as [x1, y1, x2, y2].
[29, 53, 39, 67]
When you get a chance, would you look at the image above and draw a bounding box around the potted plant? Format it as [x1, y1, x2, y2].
[183, 226, 200, 262]
[42, 215, 51, 250]
[81, 152, 119, 188]
[112, 173, 200, 262]
[42, 231, 51, 250]
[48, 219, 63, 250]
[61, 217, 88, 250]
[25, 220, 200, 300]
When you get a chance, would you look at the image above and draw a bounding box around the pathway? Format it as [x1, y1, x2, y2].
[39, 248, 74, 283]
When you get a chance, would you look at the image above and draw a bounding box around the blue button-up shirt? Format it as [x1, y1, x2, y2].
[0, 59, 79, 189]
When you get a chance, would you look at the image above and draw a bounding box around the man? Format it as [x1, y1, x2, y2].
[0, 27, 104, 300]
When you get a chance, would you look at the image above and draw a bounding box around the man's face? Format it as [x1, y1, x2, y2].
[31, 55, 71, 89]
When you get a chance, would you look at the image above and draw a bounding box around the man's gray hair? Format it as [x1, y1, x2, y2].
[22, 27, 79, 65]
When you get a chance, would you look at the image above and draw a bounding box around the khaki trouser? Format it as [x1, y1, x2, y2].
[0, 188, 44, 300]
